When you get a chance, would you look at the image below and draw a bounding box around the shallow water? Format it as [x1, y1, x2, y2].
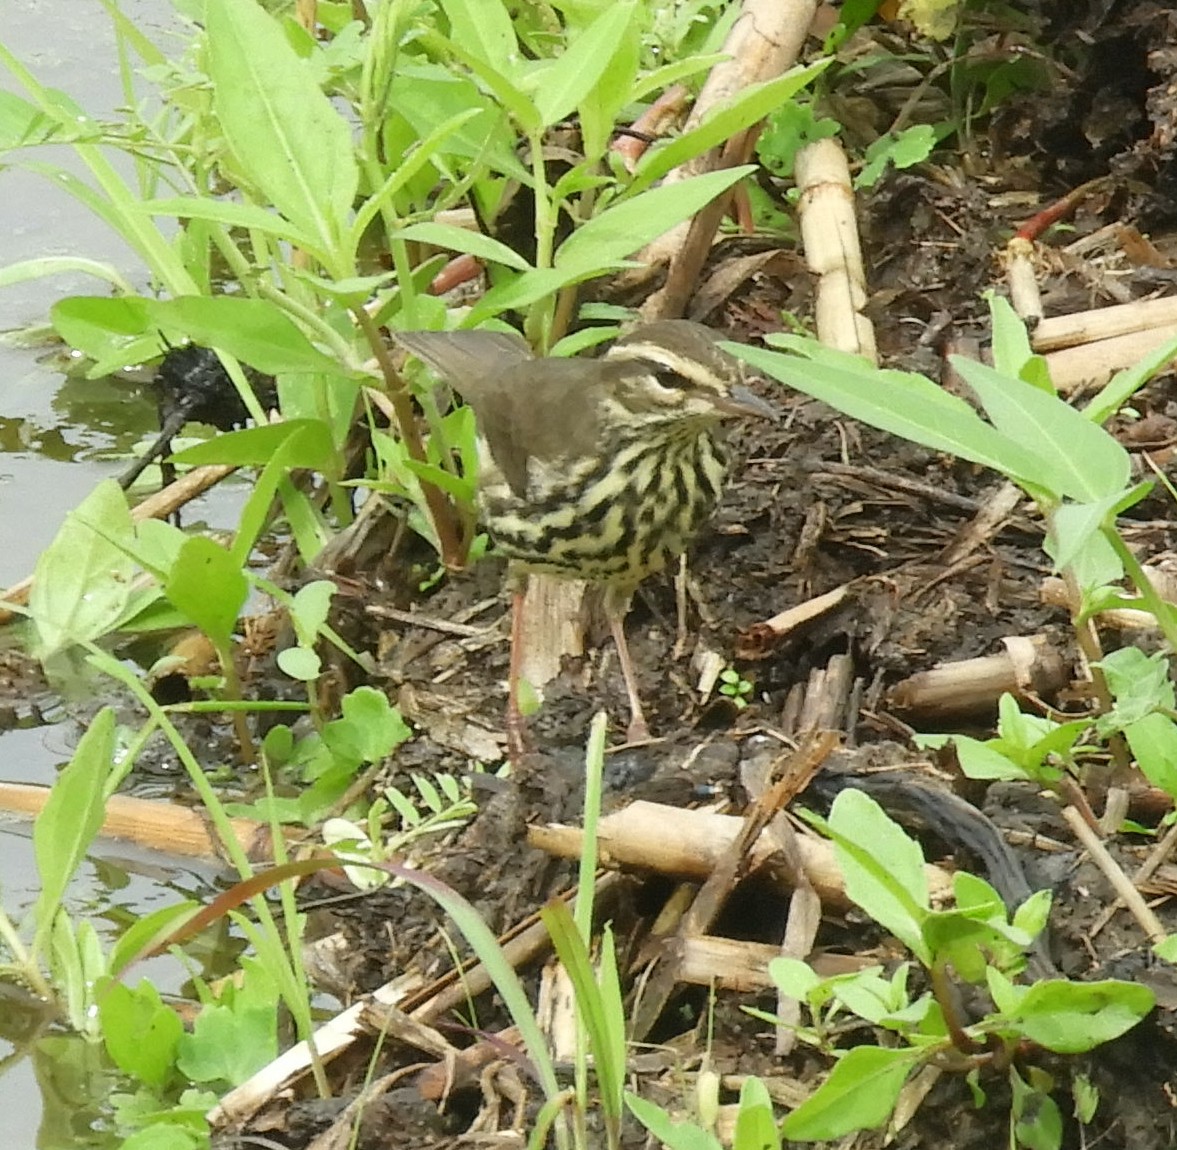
[1, 6, 244, 1145]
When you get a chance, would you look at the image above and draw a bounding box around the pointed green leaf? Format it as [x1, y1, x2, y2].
[205, 0, 357, 257]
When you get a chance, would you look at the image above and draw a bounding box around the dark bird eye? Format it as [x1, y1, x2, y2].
[653, 368, 686, 390]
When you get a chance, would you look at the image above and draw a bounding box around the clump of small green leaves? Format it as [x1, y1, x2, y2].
[718, 665, 754, 708]
[322, 767, 497, 890]
[752, 790, 1152, 1147]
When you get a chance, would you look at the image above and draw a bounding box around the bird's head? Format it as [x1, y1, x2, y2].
[603, 320, 775, 428]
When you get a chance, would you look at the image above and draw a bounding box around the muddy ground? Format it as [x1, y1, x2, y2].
[216, 4, 1177, 1148]
[239, 5, 1177, 1146]
[11, 1, 1177, 1148]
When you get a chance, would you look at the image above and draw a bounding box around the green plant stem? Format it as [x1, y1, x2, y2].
[352, 305, 464, 568]
[1053, 560, 1132, 776]
[1105, 527, 1177, 652]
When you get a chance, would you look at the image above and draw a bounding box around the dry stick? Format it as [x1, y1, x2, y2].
[0, 462, 237, 625]
[1061, 805, 1167, 945]
[627, 732, 839, 1041]
[1031, 294, 1177, 353]
[888, 634, 1069, 723]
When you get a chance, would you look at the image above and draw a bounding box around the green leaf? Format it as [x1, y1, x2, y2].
[51, 295, 152, 368]
[394, 221, 532, 271]
[780, 1045, 920, 1139]
[0, 256, 133, 293]
[734, 1076, 780, 1150]
[436, 0, 518, 73]
[989, 293, 1043, 384]
[555, 166, 755, 276]
[205, 0, 357, 258]
[171, 419, 336, 469]
[28, 480, 137, 659]
[99, 979, 183, 1089]
[626, 1092, 723, 1150]
[739, 339, 1056, 491]
[31, 708, 116, 940]
[529, 3, 638, 128]
[951, 357, 1131, 501]
[824, 789, 931, 962]
[1085, 330, 1177, 426]
[917, 733, 1030, 782]
[631, 62, 830, 192]
[138, 196, 320, 251]
[164, 536, 249, 646]
[1123, 713, 1177, 796]
[148, 295, 342, 375]
[322, 686, 412, 764]
[1002, 979, 1154, 1053]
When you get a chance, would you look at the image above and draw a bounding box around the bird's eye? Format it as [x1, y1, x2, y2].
[652, 368, 686, 391]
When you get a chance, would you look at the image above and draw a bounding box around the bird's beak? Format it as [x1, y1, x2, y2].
[714, 383, 777, 420]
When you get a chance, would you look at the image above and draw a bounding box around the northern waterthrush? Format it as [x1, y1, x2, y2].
[396, 320, 773, 748]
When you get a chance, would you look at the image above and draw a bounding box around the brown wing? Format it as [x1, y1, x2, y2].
[398, 331, 605, 498]
[393, 329, 534, 391]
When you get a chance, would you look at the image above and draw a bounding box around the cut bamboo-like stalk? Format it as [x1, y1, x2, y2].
[888, 635, 1068, 720]
[794, 138, 876, 361]
[527, 800, 954, 908]
[1031, 294, 1177, 353]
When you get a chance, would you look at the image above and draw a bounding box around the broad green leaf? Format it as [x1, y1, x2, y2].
[164, 535, 249, 646]
[1100, 646, 1175, 718]
[1123, 713, 1177, 797]
[99, 980, 183, 1089]
[32, 707, 116, 936]
[1001, 979, 1153, 1053]
[171, 419, 336, 469]
[825, 789, 931, 962]
[28, 480, 137, 658]
[734, 1077, 780, 1150]
[51, 295, 152, 365]
[1046, 496, 1123, 573]
[780, 1045, 920, 1139]
[740, 339, 1058, 492]
[556, 166, 755, 275]
[529, 2, 638, 128]
[436, 0, 518, 73]
[393, 221, 532, 271]
[768, 956, 822, 1000]
[951, 357, 1131, 501]
[917, 733, 1028, 781]
[989, 293, 1044, 385]
[145, 296, 342, 375]
[205, 0, 357, 257]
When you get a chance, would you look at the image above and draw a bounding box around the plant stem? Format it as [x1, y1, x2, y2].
[352, 305, 465, 568]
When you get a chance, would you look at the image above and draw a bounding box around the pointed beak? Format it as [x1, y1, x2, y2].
[714, 383, 777, 420]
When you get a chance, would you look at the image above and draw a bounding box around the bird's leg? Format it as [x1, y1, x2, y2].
[605, 588, 651, 744]
[505, 584, 531, 762]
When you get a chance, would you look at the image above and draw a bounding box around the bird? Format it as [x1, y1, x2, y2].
[394, 319, 774, 754]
